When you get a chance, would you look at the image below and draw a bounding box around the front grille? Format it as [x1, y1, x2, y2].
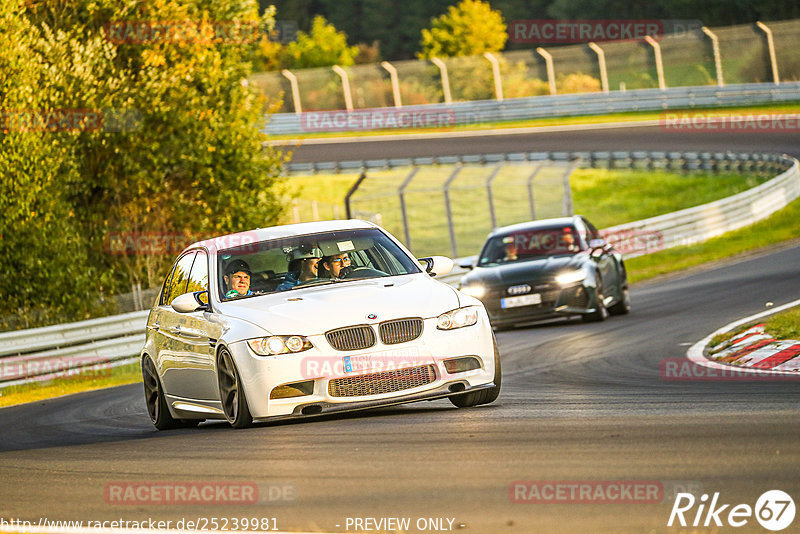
[328, 365, 436, 397]
[325, 325, 376, 351]
[379, 318, 423, 345]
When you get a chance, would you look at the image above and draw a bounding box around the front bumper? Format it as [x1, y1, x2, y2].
[228, 313, 497, 420]
[482, 282, 600, 327]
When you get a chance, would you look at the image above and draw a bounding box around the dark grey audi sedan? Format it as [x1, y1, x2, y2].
[457, 216, 630, 328]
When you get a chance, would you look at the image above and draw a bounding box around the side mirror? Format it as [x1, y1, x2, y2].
[172, 291, 209, 313]
[457, 258, 474, 270]
[418, 256, 454, 277]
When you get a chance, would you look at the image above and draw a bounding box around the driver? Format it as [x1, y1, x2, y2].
[277, 246, 323, 290]
[224, 259, 253, 298]
[319, 253, 351, 279]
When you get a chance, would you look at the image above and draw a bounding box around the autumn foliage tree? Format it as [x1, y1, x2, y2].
[0, 0, 286, 329]
[418, 0, 508, 59]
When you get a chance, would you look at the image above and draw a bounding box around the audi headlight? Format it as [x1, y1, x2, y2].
[555, 270, 586, 286]
[247, 335, 313, 356]
[437, 307, 479, 330]
[459, 284, 486, 299]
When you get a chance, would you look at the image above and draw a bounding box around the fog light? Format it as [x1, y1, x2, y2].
[443, 356, 481, 374]
[270, 380, 315, 399]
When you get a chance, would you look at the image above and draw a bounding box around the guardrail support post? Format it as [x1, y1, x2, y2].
[644, 36, 666, 90]
[536, 47, 557, 95]
[587, 42, 609, 93]
[281, 69, 303, 114]
[526, 160, 545, 220]
[397, 167, 420, 247]
[332, 65, 354, 111]
[430, 57, 453, 104]
[561, 158, 580, 216]
[443, 164, 463, 257]
[344, 171, 368, 219]
[483, 52, 504, 101]
[381, 61, 403, 108]
[485, 164, 504, 228]
[756, 21, 780, 85]
[701, 27, 724, 87]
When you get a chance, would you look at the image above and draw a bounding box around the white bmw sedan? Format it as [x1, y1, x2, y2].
[141, 220, 500, 429]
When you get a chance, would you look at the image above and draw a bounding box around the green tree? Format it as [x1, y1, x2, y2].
[1, 0, 287, 329]
[418, 0, 508, 59]
[282, 15, 358, 68]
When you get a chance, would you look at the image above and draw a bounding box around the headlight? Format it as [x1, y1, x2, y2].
[437, 307, 479, 330]
[459, 284, 486, 299]
[247, 335, 313, 356]
[555, 270, 586, 286]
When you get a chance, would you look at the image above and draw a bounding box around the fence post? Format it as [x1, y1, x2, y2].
[398, 167, 420, 248]
[526, 160, 546, 220]
[536, 47, 557, 95]
[381, 61, 403, 108]
[701, 27, 724, 87]
[443, 164, 463, 258]
[281, 69, 302, 114]
[485, 163, 504, 229]
[644, 36, 666, 90]
[561, 158, 581, 216]
[756, 21, 780, 85]
[430, 57, 453, 104]
[587, 42, 609, 93]
[483, 52, 504, 101]
[332, 65, 354, 111]
[344, 171, 368, 219]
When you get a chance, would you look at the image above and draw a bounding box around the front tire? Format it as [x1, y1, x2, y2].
[582, 277, 609, 322]
[608, 287, 631, 316]
[449, 337, 502, 408]
[217, 348, 253, 429]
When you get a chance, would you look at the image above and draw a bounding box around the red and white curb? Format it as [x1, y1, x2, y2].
[687, 298, 800, 376]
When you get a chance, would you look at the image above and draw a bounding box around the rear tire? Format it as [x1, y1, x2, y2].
[142, 356, 185, 430]
[217, 348, 253, 429]
[449, 336, 502, 408]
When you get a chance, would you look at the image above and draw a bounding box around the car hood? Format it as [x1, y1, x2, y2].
[461, 254, 587, 286]
[216, 274, 459, 336]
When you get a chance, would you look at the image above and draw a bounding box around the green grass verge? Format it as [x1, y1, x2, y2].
[269, 102, 800, 140]
[626, 195, 800, 284]
[0, 361, 141, 408]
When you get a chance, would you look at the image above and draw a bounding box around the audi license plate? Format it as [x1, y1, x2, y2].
[501, 293, 542, 308]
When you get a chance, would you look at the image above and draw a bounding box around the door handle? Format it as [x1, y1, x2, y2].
[169, 326, 182, 335]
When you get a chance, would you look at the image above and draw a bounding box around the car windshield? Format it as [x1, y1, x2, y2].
[478, 226, 581, 266]
[217, 228, 421, 300]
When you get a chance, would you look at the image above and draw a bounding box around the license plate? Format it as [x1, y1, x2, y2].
[343, 348, 423, 373]
[501, 293, 542, 308]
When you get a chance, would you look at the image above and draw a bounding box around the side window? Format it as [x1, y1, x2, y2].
[582, 218, 601, 241]
[159, 262, 178, 306]
[164, 252, 197, 306]
[186, 251, 209, 304]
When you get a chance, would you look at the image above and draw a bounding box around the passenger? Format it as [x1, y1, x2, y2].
[277, 246, 323, 290]
[319, 253, 351, 279]
[223, 259, 253, 298]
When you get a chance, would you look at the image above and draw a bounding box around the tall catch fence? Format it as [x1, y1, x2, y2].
[252, 19, 800, 114]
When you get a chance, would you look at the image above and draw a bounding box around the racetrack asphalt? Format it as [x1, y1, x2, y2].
[1, 243, 798, 533]
[282, 124, 800, 162]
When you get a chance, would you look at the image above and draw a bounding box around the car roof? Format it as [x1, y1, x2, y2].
[183, 219, 377, 255]
[487, 216, 581, 238]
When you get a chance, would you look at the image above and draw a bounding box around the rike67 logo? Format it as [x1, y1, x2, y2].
[668, 490, 795, 531]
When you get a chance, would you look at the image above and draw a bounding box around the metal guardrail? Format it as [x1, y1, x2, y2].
[2, 151, 797, 387]
[265, 82, 800, 135]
